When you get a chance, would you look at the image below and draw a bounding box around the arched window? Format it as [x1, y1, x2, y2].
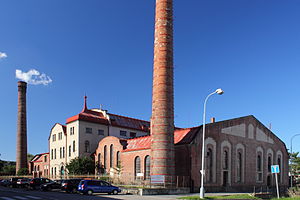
[98, 153, 101, 166]
[37, 165, 40, 172]
[257, 155, 262, 171]
[223, 150, 229, 170]
[51, 167, 53, 176]
[134, 156, 141, 179]
[206, 148, 213, 182]
[237, 152, 242, 182]
[268, 155, 272, 172]
[277, 156, 281, 183]
[104, 145, 107, 170]
[110, 144, 114, 168]
[85, 140, 90, 153]
[34, 166, 36, 171]
[116, 151, 120, 167]
[54, 167, 57, 176]
[144, 156, 150, 180]
[61, 166, 64, 175]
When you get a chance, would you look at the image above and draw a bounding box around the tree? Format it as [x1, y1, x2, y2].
[66, 157, 95, 175]
[27, 153, 34, 162]
[290, 152, 300, 175]
[2, 165, 16, 175]
[17, 168, 29, 175]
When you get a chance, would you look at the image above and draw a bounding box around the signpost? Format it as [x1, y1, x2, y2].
[271, 165, 280, 199]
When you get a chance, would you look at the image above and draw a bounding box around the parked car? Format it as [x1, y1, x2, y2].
[77, 180, 121, 195]
[61, 179, 82, 193]
[28, 178, 52, 190]
[40, 181, 62, 191]
[0, 179, 11, 187]
[16, 178, 31, 188]
[9, 177, 24, 188]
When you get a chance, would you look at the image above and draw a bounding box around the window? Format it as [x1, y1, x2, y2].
[44, 155, 47, 162]
[278, 156, 282, 183]
[70, 127, 74, 135]
[223, 150, 228, 170]
[85, 140, 90, 153]
[73, 141, 75, 152]
[206, 148, 213, 182]
[98, 153, 101, 167]
[104, 145, 107, 170]
[60, 147, 62, 159]
[257, 154, 263, 182]
[98, 129, 104, 135]
[54, 149, 56, 159]
[237, 152, 242, 182]
[86, 127, 92, 134]
[110, 145, 114, 167]
[69, 145, 71, 157]
[116, 151, 120, 167]
[63, 147, 65, 158]
[51, 149, 53, 160]
[58, 132, 62, 140]
[52, 134, 56, 142]
[268, 155, 272, 172]
[134, 156, 141, 179]
[37, 166, 40, 172]
[120, 130, 127, 136]
[51, 167, 53, 176]
[54, 167, 56, 176]
[130, 132, 136, 138]
[144, 155, 150, 180]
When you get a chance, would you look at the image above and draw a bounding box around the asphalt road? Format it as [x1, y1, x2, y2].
[0, 186, 191, 200]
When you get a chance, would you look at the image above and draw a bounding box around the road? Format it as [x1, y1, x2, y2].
[0, 186, 193, 200]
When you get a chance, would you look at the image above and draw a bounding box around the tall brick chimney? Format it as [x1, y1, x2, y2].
[150, 0, 175, 184]
[16, 81, 28, 173]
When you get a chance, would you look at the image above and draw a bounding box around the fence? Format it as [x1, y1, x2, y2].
[0, 173, 190, 188]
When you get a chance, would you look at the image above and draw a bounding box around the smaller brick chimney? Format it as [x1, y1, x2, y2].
[210, 117, 216, 123]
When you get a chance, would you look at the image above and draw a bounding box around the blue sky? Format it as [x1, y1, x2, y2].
[0, 0, 300, 161]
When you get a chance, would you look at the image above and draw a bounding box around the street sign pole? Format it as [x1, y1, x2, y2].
[275, 173, 280, 199]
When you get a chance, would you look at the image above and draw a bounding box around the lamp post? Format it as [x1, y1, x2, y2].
[290, 133, 300, 187]
[200, 88, 224, 199]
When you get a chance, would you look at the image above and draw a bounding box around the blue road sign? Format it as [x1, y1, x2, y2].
[271, 165, 280, 174]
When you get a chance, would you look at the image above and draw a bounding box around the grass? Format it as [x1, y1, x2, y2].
[179, 194, 300, 199]
[178, 194, 259, 199]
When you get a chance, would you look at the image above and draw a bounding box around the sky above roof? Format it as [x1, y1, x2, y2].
[0, 0, 300, 161]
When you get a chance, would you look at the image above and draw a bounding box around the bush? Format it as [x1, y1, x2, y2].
[17, 168, 29, 175]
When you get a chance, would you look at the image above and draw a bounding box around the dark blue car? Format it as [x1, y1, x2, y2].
[78, 180, 121, 195]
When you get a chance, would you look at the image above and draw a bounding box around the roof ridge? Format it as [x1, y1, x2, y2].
[127, 135, 151, 141]
[108, 113, 149, 123]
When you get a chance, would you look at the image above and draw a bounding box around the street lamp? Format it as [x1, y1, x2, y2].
[290, 133, 300, 187]
[200, 88, 224, 199]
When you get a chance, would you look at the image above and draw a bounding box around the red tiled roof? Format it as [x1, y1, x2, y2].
[108, 113, 150, 132]
[66, 109, 150, 132]
[66, 109, 109, 125]
[122, 128, 193, 152]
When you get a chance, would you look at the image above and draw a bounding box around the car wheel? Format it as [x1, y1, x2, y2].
[112, 190, 118, 195]
[87, 190, 93, 195]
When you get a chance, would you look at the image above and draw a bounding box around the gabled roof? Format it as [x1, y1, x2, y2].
[122, 128, 193, 152]
[66, 96, 150, 132]
[48, 123, 67, 140]
[30, 152, 49, 163]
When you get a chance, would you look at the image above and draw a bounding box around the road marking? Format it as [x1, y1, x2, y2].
[13, 196, 28, 200]
[0, 197, 15, 200]
[24, 196, 42, 200]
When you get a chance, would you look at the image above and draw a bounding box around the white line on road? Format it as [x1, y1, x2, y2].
[0, 197, 15, 200]
[13, 196, 28, 200]
[24, 196, 42, 200]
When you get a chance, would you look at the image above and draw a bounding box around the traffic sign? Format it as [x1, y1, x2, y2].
[271, 165, 280, 174]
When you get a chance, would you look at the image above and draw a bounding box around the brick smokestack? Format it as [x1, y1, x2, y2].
[150, 0, 175, 183]
[16, 81, 28, 173]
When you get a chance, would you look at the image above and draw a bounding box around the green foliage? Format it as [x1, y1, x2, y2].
[17, 168, 29, 175]
[2, 164, 16, 175]
[290, 152, 300, 175]
[179, 194, 259, 199]
[27, 153, 34, 162]
[66, 156, 95, 175]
